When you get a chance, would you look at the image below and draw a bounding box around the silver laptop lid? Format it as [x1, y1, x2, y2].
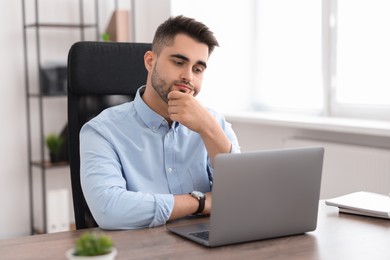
[208, 147, 324, 246]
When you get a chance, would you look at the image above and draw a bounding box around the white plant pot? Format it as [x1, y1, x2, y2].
[66, 248, 118, 260]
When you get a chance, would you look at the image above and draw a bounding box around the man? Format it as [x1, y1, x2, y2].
[80, 15, 240, 229]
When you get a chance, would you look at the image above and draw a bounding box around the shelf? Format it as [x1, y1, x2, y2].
[23, 0, 100, 235]
[25, 23, 98, 29]
[28, 92, 67, 98]
[33, 222, 75, 235]
[225, 111, 390, 138]
[31, 161, 69, 169]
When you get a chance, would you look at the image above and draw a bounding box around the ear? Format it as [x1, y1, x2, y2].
[144, 50, 155, 72]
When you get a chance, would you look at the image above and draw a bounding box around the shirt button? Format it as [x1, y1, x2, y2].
[168, 167, 173, 173]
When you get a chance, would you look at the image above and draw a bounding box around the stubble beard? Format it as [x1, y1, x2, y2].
[151, 63, 172, 104]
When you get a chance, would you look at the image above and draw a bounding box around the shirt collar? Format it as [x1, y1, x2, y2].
[134, 86, 168, 132]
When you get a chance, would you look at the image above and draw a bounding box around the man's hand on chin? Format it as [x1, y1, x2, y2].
[167, 90, 212, 133]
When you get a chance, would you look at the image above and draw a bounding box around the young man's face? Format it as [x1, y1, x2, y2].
[150, 33, 209, 103]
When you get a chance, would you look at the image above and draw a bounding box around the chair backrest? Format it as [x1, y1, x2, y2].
[67, 41, 152, 229]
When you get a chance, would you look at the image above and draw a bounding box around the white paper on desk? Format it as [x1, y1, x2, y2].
[325, 191, 390, 219]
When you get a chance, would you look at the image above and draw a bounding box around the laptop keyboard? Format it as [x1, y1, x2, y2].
[189, 230, 210, 241]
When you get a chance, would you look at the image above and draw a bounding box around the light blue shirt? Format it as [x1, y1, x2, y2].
[80, 86, 240, 229]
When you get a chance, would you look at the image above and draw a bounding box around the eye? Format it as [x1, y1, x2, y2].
[193, 65, 205, 74]
[172, 58, 184, 66]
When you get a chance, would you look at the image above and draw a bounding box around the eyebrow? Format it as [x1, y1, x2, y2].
[171, 54, 207, 69]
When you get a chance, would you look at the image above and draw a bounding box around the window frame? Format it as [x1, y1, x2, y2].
[327, 0, 390, 121]
[254, 0, 390, 122]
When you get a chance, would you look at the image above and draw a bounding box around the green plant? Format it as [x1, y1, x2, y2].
[101, 33, 110, 42]
[45, 134, 63, 155]
[74, 232, 113, 256]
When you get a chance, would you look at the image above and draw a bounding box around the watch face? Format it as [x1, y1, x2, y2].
[192, 191, 204, 198]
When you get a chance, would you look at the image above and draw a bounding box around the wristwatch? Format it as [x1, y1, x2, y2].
[189, 191, 206, 214]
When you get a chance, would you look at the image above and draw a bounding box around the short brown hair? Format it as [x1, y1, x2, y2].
[152, 15, 219, 56]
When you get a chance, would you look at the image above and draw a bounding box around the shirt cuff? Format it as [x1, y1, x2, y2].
[230, 143, 241, 154]
[149, 193, 174, 228]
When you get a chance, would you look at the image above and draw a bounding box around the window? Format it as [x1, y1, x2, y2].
[331, 0, 390, 120]
[254, 0, 390, 121]
[171, 0, 390, 121]
[254, 0, 323, 115]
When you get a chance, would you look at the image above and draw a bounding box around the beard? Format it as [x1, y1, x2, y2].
[151, 62, 173, 104]
[151, 61, 195, 103]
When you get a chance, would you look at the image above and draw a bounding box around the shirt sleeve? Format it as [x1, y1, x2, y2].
[206, 111, 241, 179]
[80, 123, 174, 230]
[218, 111, 241, 154]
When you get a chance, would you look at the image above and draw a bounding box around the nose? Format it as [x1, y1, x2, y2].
[180, 66, 193, 83]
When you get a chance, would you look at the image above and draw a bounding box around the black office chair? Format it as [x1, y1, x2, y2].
[67, 41, 152, 229]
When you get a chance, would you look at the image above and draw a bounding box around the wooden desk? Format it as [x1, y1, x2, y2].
[1, 202, 390, 259]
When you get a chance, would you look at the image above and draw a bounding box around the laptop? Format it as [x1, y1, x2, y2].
[167, 147, 324, 247]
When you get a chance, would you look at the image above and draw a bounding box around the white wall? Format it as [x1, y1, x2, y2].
[231, 119, 390, 154]
[229, 118, 390, 199]
[0, 0, 30, 239]
[133, 0, 171, 42]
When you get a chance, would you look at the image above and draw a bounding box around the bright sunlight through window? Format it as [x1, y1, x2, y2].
[254, 0, 323, 115]
[336, 0, 390, 106]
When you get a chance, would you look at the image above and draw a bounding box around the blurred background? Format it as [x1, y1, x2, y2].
[1, 0, 390, 239]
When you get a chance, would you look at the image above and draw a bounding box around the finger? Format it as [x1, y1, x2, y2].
[168, 89, 194, 100]
[167, 98, 181, 108]
[167, 90, 182, 100]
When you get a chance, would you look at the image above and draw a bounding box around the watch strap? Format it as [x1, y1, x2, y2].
[189, 192, 206, 214]
[195, 195, 205, 214]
